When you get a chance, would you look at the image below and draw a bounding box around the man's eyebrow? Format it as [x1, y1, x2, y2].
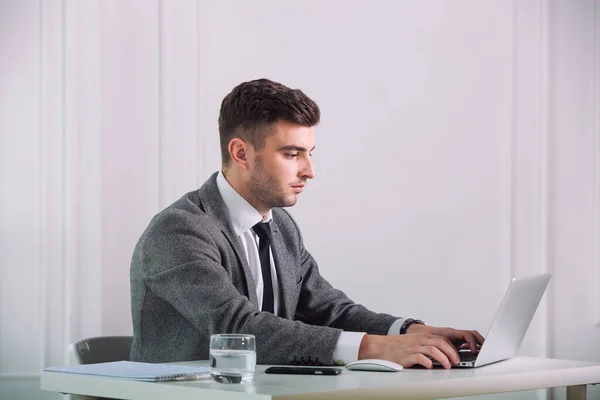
[278, 145, 316, 152]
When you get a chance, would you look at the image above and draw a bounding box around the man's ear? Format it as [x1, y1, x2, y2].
[229, 138, 250, 170]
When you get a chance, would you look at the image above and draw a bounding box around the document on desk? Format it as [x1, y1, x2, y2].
[44, 361, 211, 382]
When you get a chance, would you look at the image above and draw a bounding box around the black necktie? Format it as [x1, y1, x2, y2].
[252, 222, 275, 313]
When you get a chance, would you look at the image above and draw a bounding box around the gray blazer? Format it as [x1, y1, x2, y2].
[130, 172, 398, 365]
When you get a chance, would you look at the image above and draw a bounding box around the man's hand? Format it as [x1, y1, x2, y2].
[358, 326, 484, 369]
[406, 324, 485, 354]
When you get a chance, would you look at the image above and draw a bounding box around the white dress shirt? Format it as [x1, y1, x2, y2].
[216, 171, 406, 364]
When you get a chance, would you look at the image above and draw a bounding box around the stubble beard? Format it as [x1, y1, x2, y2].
[248, 159, 297, 211]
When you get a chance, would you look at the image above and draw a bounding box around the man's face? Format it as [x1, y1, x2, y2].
[246, 120, 315, 213]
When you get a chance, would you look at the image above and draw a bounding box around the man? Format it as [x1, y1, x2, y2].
[130, 78, 483, 369]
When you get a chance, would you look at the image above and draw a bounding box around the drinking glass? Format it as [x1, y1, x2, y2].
[209, 334, 256, 384]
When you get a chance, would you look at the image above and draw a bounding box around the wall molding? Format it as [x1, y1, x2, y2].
[538, 0, 551, 358]
[594, 0, 600, 327]
[38, 0, 105, 369]
[158, 0, 165, 209]
[509, 0, 517, 284]
[39, 0, 67, 370]
[511, 0, 551, 361]
[72, 0, 103, 343]
[38, 0, 49, 373]
[64, 0, 76, 364]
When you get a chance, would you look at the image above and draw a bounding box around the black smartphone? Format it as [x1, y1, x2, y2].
[264, 366, 342, 376]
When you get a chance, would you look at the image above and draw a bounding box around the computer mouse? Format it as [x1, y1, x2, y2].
[344, 359, 403, 372]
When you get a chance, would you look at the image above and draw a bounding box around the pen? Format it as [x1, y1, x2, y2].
[173, 374, 211, 381]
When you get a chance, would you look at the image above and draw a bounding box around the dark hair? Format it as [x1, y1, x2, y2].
[218, 78, 320, 166]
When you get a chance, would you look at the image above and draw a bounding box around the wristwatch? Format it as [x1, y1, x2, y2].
[399, 318, 426, 334]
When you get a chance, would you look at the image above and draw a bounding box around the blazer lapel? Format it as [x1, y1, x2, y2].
[197, 173, 259, 308]
[269, 221, 298, 320]
[221, 229, 259, 307]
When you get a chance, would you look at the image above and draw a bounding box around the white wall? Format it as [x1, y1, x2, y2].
[0, 0, 42, 375]
[548, 0, 600, 362]
[0, 0, 598, 392]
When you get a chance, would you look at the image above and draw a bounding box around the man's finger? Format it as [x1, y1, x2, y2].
[422, 345, 452, 369]
[404, 353, 434, 369]
[471, 330, 485, 345]
[433, 332, 460, 352]
[425, 336, 459, 365]
[460, 332, 478, 353]
[444, 329, 482, 353]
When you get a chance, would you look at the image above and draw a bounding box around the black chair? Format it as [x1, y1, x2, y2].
[68, 336, 133, 365]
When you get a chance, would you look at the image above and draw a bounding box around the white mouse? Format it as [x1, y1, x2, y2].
[344, 359, 403, 372]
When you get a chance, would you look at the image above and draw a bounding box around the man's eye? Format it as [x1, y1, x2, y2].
[286, 153, 299, 158]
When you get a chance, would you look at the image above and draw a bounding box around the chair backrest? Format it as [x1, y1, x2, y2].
[68, 336, 133, 365]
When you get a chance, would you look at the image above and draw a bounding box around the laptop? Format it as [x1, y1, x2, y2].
[440, 273, 552, 368]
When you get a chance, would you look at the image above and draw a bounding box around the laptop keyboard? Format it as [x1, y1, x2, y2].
[459, 351, 478, 361]
[429, 350, 479, 366]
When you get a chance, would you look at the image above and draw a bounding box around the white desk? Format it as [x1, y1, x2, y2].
[41, 357, 600, 400]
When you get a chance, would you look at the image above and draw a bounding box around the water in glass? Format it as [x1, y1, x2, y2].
[210, 349, 256, 383]
[209, 334, 256, 384]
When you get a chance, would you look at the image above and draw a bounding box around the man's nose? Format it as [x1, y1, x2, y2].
[301, 158, 315, 179]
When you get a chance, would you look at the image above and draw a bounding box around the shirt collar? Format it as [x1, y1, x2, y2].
[216, 171, 272, 236]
